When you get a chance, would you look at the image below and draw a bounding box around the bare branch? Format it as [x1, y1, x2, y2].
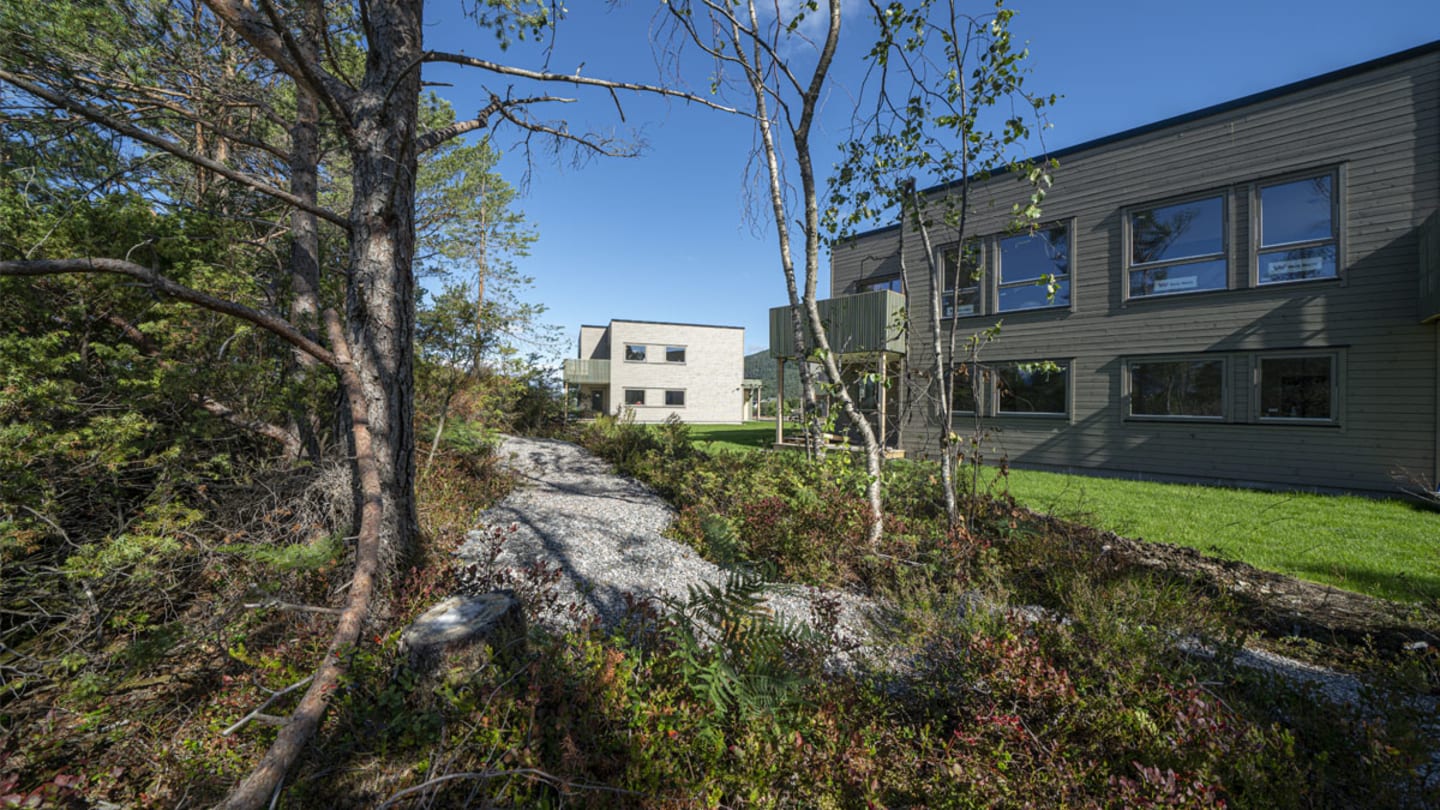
[423, 50, 740, 115]
[415, 93, 577, 153]
[221, 675, 315, 736]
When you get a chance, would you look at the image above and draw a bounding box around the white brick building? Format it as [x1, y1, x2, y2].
[563, 319, 746, 424]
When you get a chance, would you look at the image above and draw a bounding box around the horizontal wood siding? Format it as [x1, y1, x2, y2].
[870, 48, 1440, 492]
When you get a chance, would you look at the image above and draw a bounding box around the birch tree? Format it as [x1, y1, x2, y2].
[827, 0, 1055, 529]
[663, 0, 890, 546]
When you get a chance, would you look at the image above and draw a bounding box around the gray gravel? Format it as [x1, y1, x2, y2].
[458, 435, 880, 665]
[457, 434, 1426, 719]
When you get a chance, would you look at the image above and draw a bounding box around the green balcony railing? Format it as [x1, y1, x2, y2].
[768, 289, 906, 359]
[563, 358, 611, 384]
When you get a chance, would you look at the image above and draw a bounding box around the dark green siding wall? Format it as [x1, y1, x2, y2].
[832, 48, 1440, 492]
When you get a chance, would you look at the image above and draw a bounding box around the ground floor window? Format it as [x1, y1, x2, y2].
[1258, 355, 1334, 421]
[665, 390, 685, 406]
[949, 363, 985, 413]
[996, 362, 1068, 415]
[1128, 358, 1225, 418]
[624, 389, 646, 406]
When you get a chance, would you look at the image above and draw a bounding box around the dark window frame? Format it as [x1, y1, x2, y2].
[623, 388, 646, 407]
[1124, 191, 1231, 300]
[938, 239, 984, 319]
[1124, 355, 1229, 422]
[665, 345, 687, 364]
[624, 344, 647, 363]
[994, 360, 1070, 418]
[857, 275, 903, 294]
[1252, 168, 1343, 287]
[1254, 351, 1340, 425]
[996, 221, 1074, 314]
[664, 389, 686, 407]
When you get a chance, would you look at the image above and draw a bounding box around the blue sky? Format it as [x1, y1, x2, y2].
[420, 1, 1438, 358]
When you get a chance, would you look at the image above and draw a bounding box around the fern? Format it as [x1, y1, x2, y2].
[661, 569, 824, 731]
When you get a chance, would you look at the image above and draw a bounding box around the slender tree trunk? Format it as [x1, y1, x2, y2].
[284, 0, 325, 461]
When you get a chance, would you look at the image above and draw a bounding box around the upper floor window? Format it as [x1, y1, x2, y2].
[665, 346, 686, 363]
[858, 276, 902, 293]
[624, 344, 647, 362]
[1257, 174, 1337, 284]
[998, 223, 1071, 312]
[1128, 195, 1227, 298]
[941, 241, 982, 318]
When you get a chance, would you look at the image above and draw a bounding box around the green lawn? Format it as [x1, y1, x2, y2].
[689, 421, 775, 452]
[991, 467, 1440, 604]
[685, 423, 1439, 603]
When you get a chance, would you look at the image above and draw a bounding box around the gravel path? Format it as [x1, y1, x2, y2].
[457, 434, 1422, 714]
[458, 435, 880, 663]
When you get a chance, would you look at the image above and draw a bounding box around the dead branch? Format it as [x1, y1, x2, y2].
[242, 600, 343, 616]
[377, 768, 640, 809]
[423, 50, 741, 114]
[221, 675, 315, 736]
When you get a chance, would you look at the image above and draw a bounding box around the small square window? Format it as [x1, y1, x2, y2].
[624, 389, 646, 406]
[666, 346, 686, 363]
[997, 362, 1068, 415]
[625, 344, 647, 362]
[1259, 356, 1333, 421]
[1257, 174, 1337, 284]
[941, 241, 982, 318]
[1128, 195, 1228, 298]
[998, 223, 1071, 312]
[665, 390, 685, 406]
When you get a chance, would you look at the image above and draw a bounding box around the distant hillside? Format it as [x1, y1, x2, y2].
[744, 350, 800, 400]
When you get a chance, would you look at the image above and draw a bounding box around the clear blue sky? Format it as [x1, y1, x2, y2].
[420, 1, 1439, 358]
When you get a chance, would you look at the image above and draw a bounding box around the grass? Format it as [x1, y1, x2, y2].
[989, 466, 1440, 604]
[688, 420, 775, 452]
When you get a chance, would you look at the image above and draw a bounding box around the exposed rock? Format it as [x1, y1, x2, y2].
[399, 591, 523, 677]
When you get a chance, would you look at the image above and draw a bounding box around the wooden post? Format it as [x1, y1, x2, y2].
[776, 358, 785, 446]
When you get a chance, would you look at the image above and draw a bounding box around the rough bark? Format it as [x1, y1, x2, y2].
[345, 0, 424, 568]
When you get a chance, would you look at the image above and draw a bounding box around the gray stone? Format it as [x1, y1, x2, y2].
[399, 592, 522, 675]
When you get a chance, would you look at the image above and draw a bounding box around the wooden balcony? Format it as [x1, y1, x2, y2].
[768, 290, 906, 359]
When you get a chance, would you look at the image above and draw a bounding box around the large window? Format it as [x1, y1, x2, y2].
[997, 362, 1068, 415]
[1128, 358, 1225, 418]
[1257, 174, 1337, 284]
[624, 344, 647, 362]
[665, 346, 686, 363]
[1258, 355, 1334, 421]
[998, 223, 1071, 312]
[1128, 195, 1227, 298]
[665, 390, 686, 406]
[940, 241, 982, 318]
[624, 389, 646, 406]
